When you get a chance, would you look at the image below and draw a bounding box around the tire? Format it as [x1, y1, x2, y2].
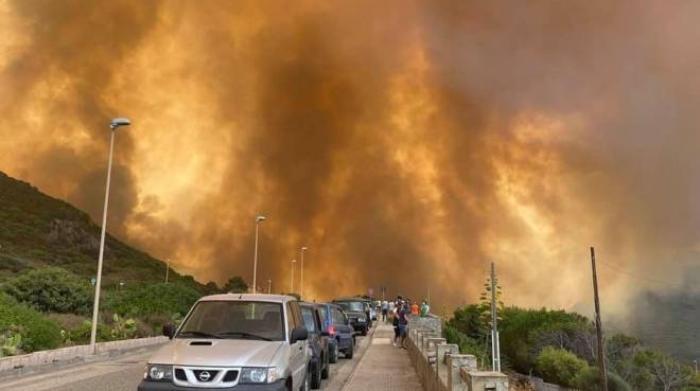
[329, 343, 338, 364]
[344, 341, 354, 359]
[361, 327, 367, 336]
[310, 361, 321, 389]
[321, 352, 329, 379]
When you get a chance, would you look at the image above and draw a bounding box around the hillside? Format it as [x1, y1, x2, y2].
[0, 171, 201, 289]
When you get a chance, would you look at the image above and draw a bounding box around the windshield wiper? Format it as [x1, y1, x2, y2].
[218, 331, 273, 341]
[177, 331, 223, 339]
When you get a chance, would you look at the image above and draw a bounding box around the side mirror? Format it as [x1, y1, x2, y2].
[162, 324, 176, 339]
[320, 331, 330, 337]
[290, 326, 308, 343]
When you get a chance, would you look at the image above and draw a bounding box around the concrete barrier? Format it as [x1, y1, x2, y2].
[0, 336, 167, 374]
[406, 315, 508, 391]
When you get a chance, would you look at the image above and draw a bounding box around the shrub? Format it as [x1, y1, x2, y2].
[575, 367, 632, 391]
[2, 267, 92, 314]
[104, 282, 200, 318]
[443, 324, 488, 366]
[0, 293, 62, 353]
[535, 347, 588, 387]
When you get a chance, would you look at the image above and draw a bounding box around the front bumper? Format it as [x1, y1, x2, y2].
[351, 323, 367, 332]
[138, 379, 287, 391]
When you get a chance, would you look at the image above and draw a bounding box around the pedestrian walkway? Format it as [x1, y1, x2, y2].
[342, 323, 422, 391]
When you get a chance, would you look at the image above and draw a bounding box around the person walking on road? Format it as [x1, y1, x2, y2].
[381, 300, 389, 322]
[420, 300, 430, 317]
[410, 301, 419, 315]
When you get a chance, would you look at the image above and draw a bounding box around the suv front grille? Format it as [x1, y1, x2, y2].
[223, 370, 239, 382]
[175, 368, 187, 381]
[193, 369, 219, 382]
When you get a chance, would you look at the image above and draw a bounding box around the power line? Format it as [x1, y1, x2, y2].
[596, 259, 687, 289]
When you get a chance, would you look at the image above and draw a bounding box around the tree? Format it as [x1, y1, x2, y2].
[535, 346, 588, 387]
[222, 276, 248, 293]
[202, 281, 220, 295]
[648, 351, 693, 391]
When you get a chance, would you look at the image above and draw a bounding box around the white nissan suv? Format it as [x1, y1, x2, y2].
[138, 294, 311, 391]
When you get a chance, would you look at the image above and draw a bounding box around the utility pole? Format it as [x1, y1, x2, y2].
[490, 262, 501, 372]
[290, 259, 296, 293]
[693, 359, 697, 375]
[164, 259, 170, 283]
[300, 246, 307, 298]
[590, 247, 609, 391]
[267, 279, 272, 294]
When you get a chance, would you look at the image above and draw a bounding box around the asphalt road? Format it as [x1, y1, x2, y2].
[0, 323, 377, 391]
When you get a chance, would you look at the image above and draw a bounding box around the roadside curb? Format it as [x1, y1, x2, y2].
[0, 336, 167, 379]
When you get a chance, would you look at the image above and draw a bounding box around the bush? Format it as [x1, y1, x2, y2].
[104, 283, 200, 319]
[443, 324, 488, 366]
[574, 367, 631, 391]
[2, 267, 92, 314]
[535, 347, 588, 387]
[0, 293, 62, 353]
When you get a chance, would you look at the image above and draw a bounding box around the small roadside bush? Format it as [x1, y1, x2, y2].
[535, 347, 588, 387]
[574, 367, 631, 391]
[2, 267, 92, 314]
[443, 324, 488, 366]
[0, 293, 62, 353]
[105, 282, 200, 318]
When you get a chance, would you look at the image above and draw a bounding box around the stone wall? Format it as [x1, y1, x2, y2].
[0, 336, 167, 375]
[406, 315, 509, 391]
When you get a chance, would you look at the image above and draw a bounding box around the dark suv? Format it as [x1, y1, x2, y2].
[300, 302, 330, 389]
[315, 303, 355, 361]
[332, 298, 370, 336]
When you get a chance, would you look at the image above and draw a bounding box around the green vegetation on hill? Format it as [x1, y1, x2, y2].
[0, 171, 199, 288]
[0, 171, 253, 356]
[444, 304, 700, 390]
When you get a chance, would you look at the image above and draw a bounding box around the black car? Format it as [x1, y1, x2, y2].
[315, 303, 355, 361]
[300, 302, 330, 389]
[332, 298, 370, 336]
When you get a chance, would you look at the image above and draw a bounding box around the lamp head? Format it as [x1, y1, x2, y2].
[256, 215, 266, 222]
[110, 117, 131, 129]
[301, 246, 308, 251]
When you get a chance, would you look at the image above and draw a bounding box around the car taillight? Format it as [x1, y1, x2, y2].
[327, 325, 336, 336]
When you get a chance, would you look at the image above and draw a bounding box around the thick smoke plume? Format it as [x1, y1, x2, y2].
[1, 0, 699, 321]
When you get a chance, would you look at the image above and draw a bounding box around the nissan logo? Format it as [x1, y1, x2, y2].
[199, 371, 211, 382]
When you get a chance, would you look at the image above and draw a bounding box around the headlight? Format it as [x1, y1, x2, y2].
[357, 317, 366, 323]
[145, 364, 173, 381]
[240, 367, 279, 384]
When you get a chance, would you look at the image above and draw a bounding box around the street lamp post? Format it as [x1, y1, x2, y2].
[267, 279, 272, 294]
[290, 259, 296, 293]
[89, 117, 130, 355]
[252, 215, 266, 294]
[299, 246, 307, 298]
[165, 259, 170, 283]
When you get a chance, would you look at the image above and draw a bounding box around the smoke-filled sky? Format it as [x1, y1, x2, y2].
[1, 0, 699, 317]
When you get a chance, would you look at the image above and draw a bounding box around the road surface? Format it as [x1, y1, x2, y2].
[0, 324, 378, 391]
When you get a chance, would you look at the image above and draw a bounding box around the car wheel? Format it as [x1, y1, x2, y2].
[361, 327, 367, 336]
[321, 352, 329, 379]
[344, 342, 354, 359]
[310, 361, 321, 389]
[329, 343, 338, 364]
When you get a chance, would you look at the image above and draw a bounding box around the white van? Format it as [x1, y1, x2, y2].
[138, 294, 311, 391]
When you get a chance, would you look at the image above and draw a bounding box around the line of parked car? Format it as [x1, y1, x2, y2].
[138, 293, 377, 391]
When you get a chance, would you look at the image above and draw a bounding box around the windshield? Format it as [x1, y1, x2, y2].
[177, 301, 285, 341]
[337, 301, 365, 312]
